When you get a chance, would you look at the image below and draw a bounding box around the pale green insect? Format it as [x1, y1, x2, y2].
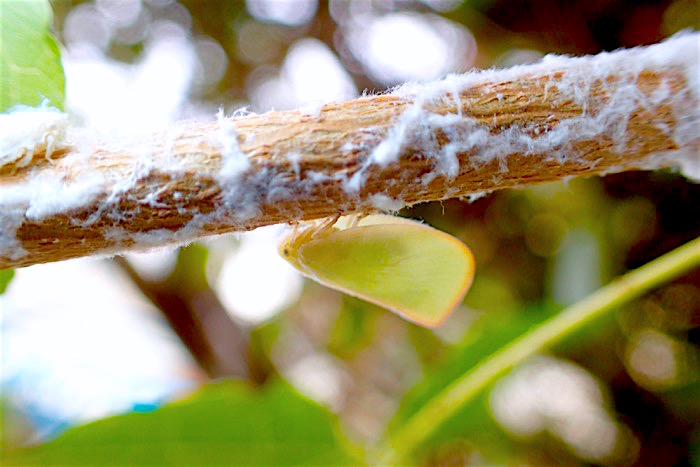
[278, 214, 475, 328]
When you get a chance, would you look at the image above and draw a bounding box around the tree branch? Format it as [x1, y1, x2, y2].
[1, 33, 698, 269]
[113, 254, 253, 380]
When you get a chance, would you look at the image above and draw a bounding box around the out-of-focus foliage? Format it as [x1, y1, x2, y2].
[2, 1, 699, 466]
[0, 268, 13, 294]
[389, 305, 560, 463]
[0, 0, 64, 111]
[0, 0, 57, 298]
[4, 381, 359, 465]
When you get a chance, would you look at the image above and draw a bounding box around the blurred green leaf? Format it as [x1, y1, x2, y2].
[171, 243, 209, 292]
[0, 269, 13, 294]
[384, 236, 700, 464]
[391, 306, 558, 426]
[5, 381, 361, 466]
[328, 296, 379, 358]
[388, 305, 560, 461]
[0, 0, 65, 111]
[408, 321, 448, 368]
[1, 399, 36, 450]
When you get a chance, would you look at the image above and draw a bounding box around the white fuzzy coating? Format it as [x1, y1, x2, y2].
[0, 104, 69, 167]
[1, 33, 698, 262]
[23, 173, 105, 220]
[215, 108, 250, 180]
[0, 106, 89, 260]
[209, 108, 264, 224]
[369, 194, 405, 212]
[0, 208, 27, 260]
[298, 101, 324, 118]
[119, 30, 700, 257]
[286, 151, 302, 179]
[344, 31, 700, 191]
[461, 191, 492, 203]
[0, 166, 105, 260]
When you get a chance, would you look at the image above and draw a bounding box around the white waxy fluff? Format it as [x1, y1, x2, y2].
[343, 31, 700, 192]
[1, 33, 698, 262]
[0, 104, 69, 167]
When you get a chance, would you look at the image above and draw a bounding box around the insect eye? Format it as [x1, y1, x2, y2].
[283, 248, 289, 256]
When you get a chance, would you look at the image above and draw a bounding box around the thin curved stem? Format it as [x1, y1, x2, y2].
[378, 236, 700, 464]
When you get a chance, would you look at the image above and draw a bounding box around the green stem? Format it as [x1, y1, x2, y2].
[379, 236, 700, 464]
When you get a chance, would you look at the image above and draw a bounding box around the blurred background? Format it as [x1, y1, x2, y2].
[1, 0, 699, 464]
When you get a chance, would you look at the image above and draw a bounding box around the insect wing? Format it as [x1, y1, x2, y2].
[294, 222, 474, 327]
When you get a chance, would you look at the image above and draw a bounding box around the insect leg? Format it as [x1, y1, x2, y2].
[312, 214, 341, 239]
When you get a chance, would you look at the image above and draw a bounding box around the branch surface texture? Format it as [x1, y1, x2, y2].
[1, 33, 698, 268]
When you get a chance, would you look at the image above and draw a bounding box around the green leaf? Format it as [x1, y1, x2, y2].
[328, 296, 380, 359]
[0, 0, 65, 111]
[0, 268, 13, 294]
[5, 381, 361, 466]
[390, 306, 558, 444]
[381, 236, 700, 464]
[382, 305, 616, 464]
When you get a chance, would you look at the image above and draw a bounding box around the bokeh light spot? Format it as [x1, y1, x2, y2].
[96, 0, 143, 28]
[246, 0, 318, 27]
[490, 356, 637, 463]
[64, 4, 112, 51]
[248, 38, 356, 111]
[626, 329, 679, 389]
[346, 12, 475, 85]
[214, 226, 303, 324]
[193, 37, 228, 88]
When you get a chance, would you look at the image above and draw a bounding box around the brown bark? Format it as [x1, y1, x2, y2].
[1, 66, 696, 269]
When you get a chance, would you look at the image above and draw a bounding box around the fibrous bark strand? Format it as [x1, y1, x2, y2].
[1, 33, 698, 268]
